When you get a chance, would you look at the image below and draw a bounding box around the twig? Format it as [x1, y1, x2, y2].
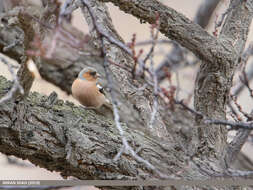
[135, 39, 173, 46]
[80, 0, 148, 78]
[231, 43, 253, 97]
[174, 99, 253, 131]
[148, 59, 158, 130]
[231, 95, 252, 121]
[143, 13, 159, 64]
[147, 23, 159, 130]
[239, 68, 253, 99]
[145, 16, 160, 130]
[174, 100, 203, 118]
[205, 119, 253, 130]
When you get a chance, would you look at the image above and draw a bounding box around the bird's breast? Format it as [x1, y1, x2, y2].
[71, 79, 105, 108]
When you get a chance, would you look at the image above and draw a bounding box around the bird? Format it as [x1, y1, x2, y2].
[71, 67, 113, 118]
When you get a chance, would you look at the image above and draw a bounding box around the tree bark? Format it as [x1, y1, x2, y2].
[1, 1, 253, 188]
[0, 75, 196, 180]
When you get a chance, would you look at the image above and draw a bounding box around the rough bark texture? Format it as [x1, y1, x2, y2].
[195, 0, 253, 168]
[98, 0, 237, 66]
[0, 75, 195, 180]
[97, 0, 253, 172]
[78, 0, 169, 137]
[0, 0, 253, 189]
[0, 1, 167, 137]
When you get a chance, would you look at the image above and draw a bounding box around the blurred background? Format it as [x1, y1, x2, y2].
[0, 0, 253, 185]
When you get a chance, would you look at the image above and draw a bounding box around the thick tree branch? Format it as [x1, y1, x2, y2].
[0, 75, 193, 181]
[221, 0, 253, 166]
[194, 0, 253, 168]
[220, 0, 253, 57]
[0, 1, 168, 138]
[97, 0, 237, 66]
[1, 0, 253, 184]
[156, 0, 220, 81]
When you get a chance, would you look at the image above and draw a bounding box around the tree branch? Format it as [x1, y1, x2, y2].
[194, 0, 253, 169]
[77, 0, 168, 137]
[0, 75, 191, 181]
[97, 0, 237, 66]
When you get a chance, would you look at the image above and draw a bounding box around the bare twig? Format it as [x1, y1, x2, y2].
[3, 39, 23, 52]
[232, 66, 253, 97]
[148, 59, 158, 130]
[143, 13, 159, 64]
[205, 119, 253, 130]
[239, 68, 253, 99]
[231, 43, 253, 97]
[146, 16, 159, 130]
[174, 99, 253, 131]
[113, 145, 125, 161]
[135, 39, 173, 46]
[231, 95, 252, 121]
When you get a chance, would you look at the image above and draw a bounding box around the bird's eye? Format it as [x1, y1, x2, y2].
[90, 71, 97, 76]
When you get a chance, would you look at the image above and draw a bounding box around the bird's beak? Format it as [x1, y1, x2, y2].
[97, 73, 101, 78]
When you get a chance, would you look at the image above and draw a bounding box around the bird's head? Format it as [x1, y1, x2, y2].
[78, 67, 100, 81]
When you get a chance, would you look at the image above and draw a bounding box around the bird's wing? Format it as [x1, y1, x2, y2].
[96, 82, 105, 95]
[96, 82, 113, 109]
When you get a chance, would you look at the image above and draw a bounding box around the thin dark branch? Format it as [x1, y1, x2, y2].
[205, 119, 253, 130]
[175, 99, 253, 131]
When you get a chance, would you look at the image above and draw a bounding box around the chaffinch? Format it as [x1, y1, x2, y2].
[71, 67, 113, 118]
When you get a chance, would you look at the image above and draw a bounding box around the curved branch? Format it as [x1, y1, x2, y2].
[97, 0, 236, 65]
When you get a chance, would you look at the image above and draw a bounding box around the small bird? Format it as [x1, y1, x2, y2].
[71, 67, 113, 118]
